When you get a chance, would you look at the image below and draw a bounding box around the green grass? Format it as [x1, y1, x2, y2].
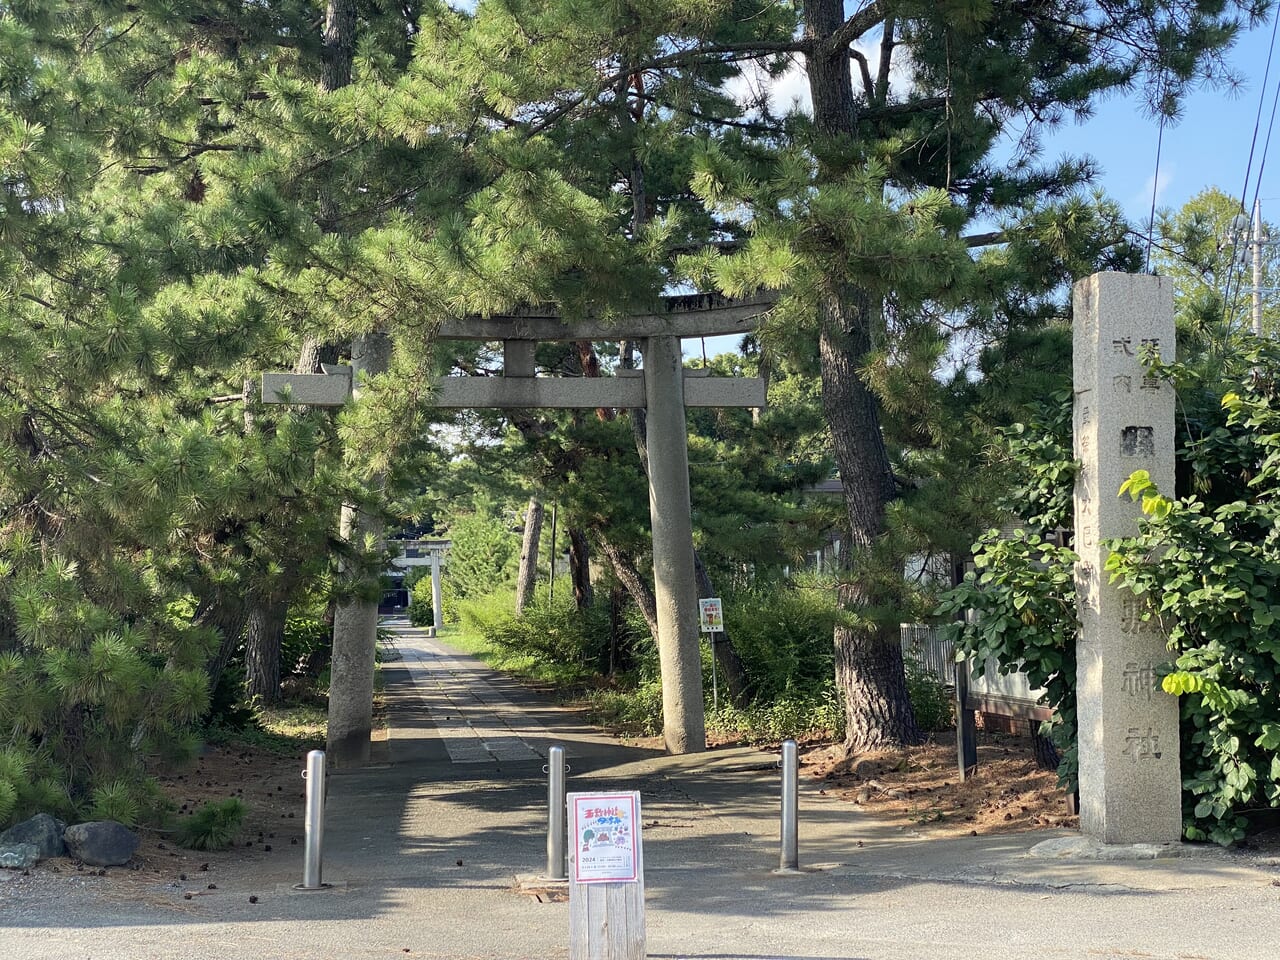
[205, 701, 326, 755]
[257, 703, 328, 743]
[432, 623, 496, 658]
[433, 624, 590, 688]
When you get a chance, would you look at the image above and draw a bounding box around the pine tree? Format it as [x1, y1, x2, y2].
[397, 0, 1258, 752]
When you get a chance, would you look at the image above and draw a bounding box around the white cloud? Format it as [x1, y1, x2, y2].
[723, 56, 811, 116]
[1134, 168, 1174, 217]
[723, 28, 916, 119]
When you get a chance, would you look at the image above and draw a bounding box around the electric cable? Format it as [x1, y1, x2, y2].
[1225, 10, 1280, 324]
[1228, 64, 1280, 333]
[1252, 74, 1280, 214]
[1144, 105, 1167, 274]
[1240, 9, 1280, 208]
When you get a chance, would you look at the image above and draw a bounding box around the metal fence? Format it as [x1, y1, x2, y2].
[900, 623, 1046, 703]
[900, 623, 957, 686]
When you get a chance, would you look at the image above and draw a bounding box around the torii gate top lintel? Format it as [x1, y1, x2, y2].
[435, 291, 774, 342]
[262, 292, 774, 409]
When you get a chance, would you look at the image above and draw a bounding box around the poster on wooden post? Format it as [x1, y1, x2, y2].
[568, 791, 645, 960]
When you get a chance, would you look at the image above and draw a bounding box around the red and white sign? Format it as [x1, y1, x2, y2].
[698, 597, 724, 632]
[570, 792, 641, 884]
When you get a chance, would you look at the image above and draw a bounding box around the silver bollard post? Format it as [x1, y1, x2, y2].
[545, 745, 568, 881]
[778, 739, 799, 873]
[299, 749, 327, 890]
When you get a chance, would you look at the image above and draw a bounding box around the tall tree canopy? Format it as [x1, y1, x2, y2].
[0, 0, 1268, 810]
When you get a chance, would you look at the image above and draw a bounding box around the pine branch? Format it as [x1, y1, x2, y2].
[628, 91, 782, 135]
[849, 48, 874, 101]
[963, 230, 1006, 248]
[126, 141, 255, 175]
[875, 15, 896, 105]
[861, 97, 947, 121]
[829, 0, 888, 54]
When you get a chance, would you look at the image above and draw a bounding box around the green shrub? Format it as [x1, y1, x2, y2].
[458, 584, 619, 681]
[0, 745, 74, 829]
[0, 779, 16, 827]
[439, 505, 520, 622]
[587, 680, 665, 737]
[280, 616, 331, 678]
[720, 581, 839, 701]
[89, 780, 141, 827]
[408, 584, 435, 627]
[176, 798, 247, 851]
[708, 680, 845, 743]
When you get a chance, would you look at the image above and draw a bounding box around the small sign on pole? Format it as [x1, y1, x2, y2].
[568, 791, 644, 960]
[698, 597, 724, 632]
[698, 597, 724, 711]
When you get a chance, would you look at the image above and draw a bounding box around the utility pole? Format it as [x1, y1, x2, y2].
[1254, 199, 1264, 337]
[1230, 199, 1270, 337]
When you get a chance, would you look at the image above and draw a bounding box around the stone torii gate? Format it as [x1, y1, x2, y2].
[264, 292, 771, 757]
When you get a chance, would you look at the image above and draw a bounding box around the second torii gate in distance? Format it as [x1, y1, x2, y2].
[266, 292, 770, 755]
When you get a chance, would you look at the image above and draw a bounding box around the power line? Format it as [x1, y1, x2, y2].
[1238, 8, 1280, 212]
[1224, 9, 1280, 324]
[1251, 71, 1280, 222]
[1144, 107, 1167, 274]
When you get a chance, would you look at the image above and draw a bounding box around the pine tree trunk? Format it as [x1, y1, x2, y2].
[515, 496, 544, 615]
[568, 527, 593, 610]
[244, 600, 288, 705]
[596, 535, 659, 641]
[607, 584, 631, 675]
[805, 0, 922, 751]
[196, 590, 250, 695]
[322, 0, 357, 96]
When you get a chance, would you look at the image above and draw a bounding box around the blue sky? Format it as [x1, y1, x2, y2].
[1046, 18, 1280, 228]
[684, 15, 1280, 359]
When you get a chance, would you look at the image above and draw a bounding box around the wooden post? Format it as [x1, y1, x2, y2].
[955, 659, 978, 780]
[568, 791, 645, 960]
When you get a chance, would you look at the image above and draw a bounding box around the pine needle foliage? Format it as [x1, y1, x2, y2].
[176, 798, 247, 852]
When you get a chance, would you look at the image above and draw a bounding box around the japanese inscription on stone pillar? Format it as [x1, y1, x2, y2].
[1073, 272, 1181, 845]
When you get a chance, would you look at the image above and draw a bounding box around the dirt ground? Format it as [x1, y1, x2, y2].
[797, 732, 1079, 838]
[41, 744, 317, 901]
[99, 727, 1069, 888]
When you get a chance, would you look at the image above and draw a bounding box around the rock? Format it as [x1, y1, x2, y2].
[0, 813, 66, 860]
[64, 821, 140, 866]
[0, 843, 40, 869]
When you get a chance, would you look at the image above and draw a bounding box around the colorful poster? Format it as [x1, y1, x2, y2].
[570, 792, 641, 884]
[698, 597, 724, 632]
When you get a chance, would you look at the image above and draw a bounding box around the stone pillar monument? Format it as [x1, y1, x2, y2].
[1073, 272, 1181, 845]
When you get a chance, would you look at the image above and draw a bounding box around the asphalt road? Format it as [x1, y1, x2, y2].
[3, 621, 1279, 960]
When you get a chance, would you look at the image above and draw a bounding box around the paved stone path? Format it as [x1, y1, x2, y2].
[385, 621, 547, 765]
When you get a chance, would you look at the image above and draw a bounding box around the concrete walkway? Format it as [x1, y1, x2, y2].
[3, 619, 1280, 959]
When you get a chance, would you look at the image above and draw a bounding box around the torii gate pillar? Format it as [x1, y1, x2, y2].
[644, 335, 706, 753]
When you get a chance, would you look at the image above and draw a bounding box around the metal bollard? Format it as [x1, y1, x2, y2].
[298, 750, 327, 890]
[779, 739, 799, 872]
[544, 745, 568, 881]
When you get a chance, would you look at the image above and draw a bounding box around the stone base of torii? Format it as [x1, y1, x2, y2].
[263, 292, 772, 760]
